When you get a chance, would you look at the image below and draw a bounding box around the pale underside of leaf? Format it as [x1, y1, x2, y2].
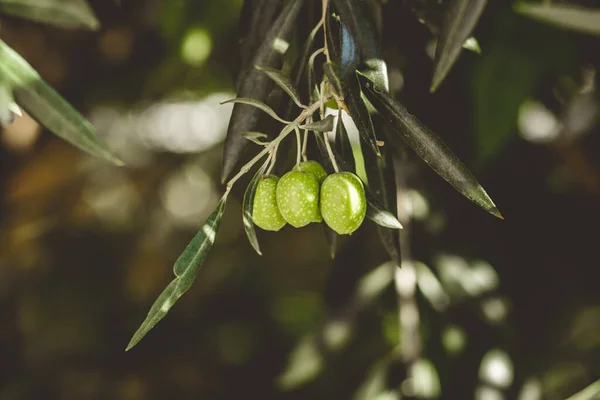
[126, 200, 226, 351]
[365, 188, 403, 230]
[515, 2, 600, 36]
[431, 0, 487, 92]
[300, 115, 335, 132]
[0, 0, 100, 30]
[243, 158, 270, 255]
[221, 97, 290, 124]
[358, 73, 502, 219]
[0, 40, 123, 165]
[256, 65, 304, 108]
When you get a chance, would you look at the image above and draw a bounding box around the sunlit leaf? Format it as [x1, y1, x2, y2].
[126, 200, 227, 350]
[300, 115, 335, 132]
[242, 131, 269, 145]
[0, 80, 19, 125]
[0, 0, 99, 29]
[0, 40, 123, 165]
[242, 158, 270, 256]
[256, 65, 304, 108]
[222, 0, 304, 182]
[221, 97, 290, 124]
[358, 72, 502, 219]
[431, 0, 487, 92]
[365, 187, 403, 230]
[566, 379, 600, 400]
[514, 2, 600, 36]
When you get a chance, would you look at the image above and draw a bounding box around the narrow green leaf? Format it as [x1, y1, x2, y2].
[300, 115, 335, 132]
[365, 187, 403, 230]
[0, 0, 100, 29]
[0, 81, 18, 125]
[237, 0, 282, 87]
[242, 158, 270, 256]
[222, 0, 305, 183]
[431, 0, 487, 92]
[462, 37, 481, 53]
[0, 40, 123, 165]
[323, 62, 343, 97]
[326, 9, 359, 79]
[358, 73, 502, 219]
[514, 2, 600, 36]
[566, 380, 600, 400]
[314, 129, 335, 173]
[126, 200, 226, 351]
[343, 72, 381, 156]
[256, 65, 304, 108]
[331, 0, 380, 62]
[221, 97, 290, 124]
[334, 111, 355, 173]
[363, 115, 402, 265]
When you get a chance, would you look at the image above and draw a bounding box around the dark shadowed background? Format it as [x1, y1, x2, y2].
[1, 0, 599, 399]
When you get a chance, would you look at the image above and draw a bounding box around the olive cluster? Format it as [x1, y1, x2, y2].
[252, 161, 367, 235]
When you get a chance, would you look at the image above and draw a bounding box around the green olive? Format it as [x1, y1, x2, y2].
[276, 170, 322, 227]
[252, 175, 287, 231]
[320, 172, 366, 234]
[293, 160, 328, 183]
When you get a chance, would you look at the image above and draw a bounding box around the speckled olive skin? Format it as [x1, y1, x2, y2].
[252, 175, 286, 231]
[294, 160, 328, 183]
[276, 170, 322, 227]
[320, 172, 366, 234]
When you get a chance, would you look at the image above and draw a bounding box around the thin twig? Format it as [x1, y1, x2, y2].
[323, 131, 340, 172]
[295, 126, 302, 165]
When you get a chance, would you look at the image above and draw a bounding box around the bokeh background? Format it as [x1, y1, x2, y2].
[1, 0, 599, 399]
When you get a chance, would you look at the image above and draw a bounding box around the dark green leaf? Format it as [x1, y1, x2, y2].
[431, 0, 487, 92]
[237, 0, 282, 87]
[242, 159, 270, 256]
[363, 115, 402, 265]
[334, 111, 355, 173]
[256, 65, 304, 108]
[221, 97, 289, 124]
[566, 379, 600, 400]
[0, 40, 123, 165]
[365, 187, 403, 230]
[323, 62, 343, 97]
[326, 8, 359, 79]
[126, 200, 227, 351]
[358, 73, 502, 219]
[514, 2, 600, 36]
[300, 115, 335, 132]
[330, 0, 380, 62]
[343, 72, 381, 156]
[0, 0, 99, 29]
[222, 0, 304, 183]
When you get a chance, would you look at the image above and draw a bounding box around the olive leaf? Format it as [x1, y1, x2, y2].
[0, 81, 19, 125]
[0, 40, 123, 165]
[126, 200, 227, 351]
[222, 0, 304, 183]
[323, 62, 343, 97]
[514, 2, 600, 36]
[330, 0, 380, 62]
[325, 15, 380, 157]
[242, 158, 270, 256]
[314, 129, 335, 173]
[237, 0, 282, 87]
[365, 187, 403, 230]
[300, 114, 335, 132]
[242, 131, 269, 145]
[431, 0, 488, 93]
[0, 0, 99, 30]
[334, 111, 356, 173]
[221, 97, 290, 124]
[357, 72, 502, 219]
[256, 66, 304, 108]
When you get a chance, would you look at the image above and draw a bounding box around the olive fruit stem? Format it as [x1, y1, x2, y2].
[323, 131, 340, 173]
[266, 144, 278, 175]
[295, 126, 302, 166]
[301, 128, 309, 162]
[224, 98, 329, 198]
